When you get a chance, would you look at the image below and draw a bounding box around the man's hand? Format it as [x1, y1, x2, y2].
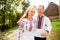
[41, 31, 48, 37]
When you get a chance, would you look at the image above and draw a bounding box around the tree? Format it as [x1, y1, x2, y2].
[22, 0, 29, 13]
[0, 0, 23, 31]
[0, 0, 6, 31]
[0, 0, 29, 31]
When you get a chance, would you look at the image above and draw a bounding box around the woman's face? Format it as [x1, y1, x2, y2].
[28, 7, 35, 17]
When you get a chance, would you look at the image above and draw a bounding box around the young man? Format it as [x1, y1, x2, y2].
[34, 5, 52, 40]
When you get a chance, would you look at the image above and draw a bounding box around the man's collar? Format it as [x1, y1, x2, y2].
[38, 15, 45, 18]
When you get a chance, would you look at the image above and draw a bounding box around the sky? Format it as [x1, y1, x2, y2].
[29, 0, 59, 9]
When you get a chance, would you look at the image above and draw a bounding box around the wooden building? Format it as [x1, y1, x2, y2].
[44, 2, 59, 19]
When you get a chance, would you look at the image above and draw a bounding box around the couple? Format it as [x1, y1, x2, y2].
[16, 5, 52, 40]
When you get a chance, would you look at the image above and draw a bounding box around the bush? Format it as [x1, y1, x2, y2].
[0, 24, 10, 32]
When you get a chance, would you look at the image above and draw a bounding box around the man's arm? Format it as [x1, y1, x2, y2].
[41, 17, 52, 37]
[45, 18, 52, 34]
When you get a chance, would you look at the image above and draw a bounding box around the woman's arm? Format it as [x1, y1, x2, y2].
[16, 20, 25, 40]
[17, 13, 27, 24]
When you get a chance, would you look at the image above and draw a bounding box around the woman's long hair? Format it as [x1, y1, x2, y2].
[20, 5, 35, 20]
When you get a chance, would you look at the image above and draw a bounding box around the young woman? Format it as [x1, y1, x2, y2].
[16, 6, 36, 40]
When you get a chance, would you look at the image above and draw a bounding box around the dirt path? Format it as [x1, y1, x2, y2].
[3, 29, 17, 40]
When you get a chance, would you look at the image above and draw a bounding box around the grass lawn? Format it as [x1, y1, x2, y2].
[50, 19, 60, 40]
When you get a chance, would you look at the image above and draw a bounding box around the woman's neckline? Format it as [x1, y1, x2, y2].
[24, 18, 33, 22]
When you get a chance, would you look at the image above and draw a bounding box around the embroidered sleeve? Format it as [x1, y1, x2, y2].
[45, 18, 52, 34]
[16, 30, 21, 40]
[17, 20, 25, 40]
[19, 20, 25, 30]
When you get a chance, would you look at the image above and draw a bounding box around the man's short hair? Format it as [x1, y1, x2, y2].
[38, 5, 44, 9]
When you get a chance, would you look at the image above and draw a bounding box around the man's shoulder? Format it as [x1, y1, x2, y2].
[44, 15, 50, 21]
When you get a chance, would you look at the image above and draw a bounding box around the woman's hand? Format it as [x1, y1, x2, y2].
[17, 18, 22, 24]
[17, 21, 20, 24]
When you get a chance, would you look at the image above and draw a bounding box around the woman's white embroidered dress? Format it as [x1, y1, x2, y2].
[17, 18, 36, 40]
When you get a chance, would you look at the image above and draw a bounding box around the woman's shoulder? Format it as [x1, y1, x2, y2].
[21, 18, 28, 23]
[22, 18, 27, 21]
[18, 18, 27, 25]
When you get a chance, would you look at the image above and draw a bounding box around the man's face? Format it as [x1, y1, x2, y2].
[37, 6, 44, 15]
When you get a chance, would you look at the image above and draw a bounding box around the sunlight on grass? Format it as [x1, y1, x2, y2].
[51, 19, 60, 40]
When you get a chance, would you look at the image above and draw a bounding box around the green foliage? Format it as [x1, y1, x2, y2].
[0, 0, 29, 31]
[22, 0, 29, 13]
